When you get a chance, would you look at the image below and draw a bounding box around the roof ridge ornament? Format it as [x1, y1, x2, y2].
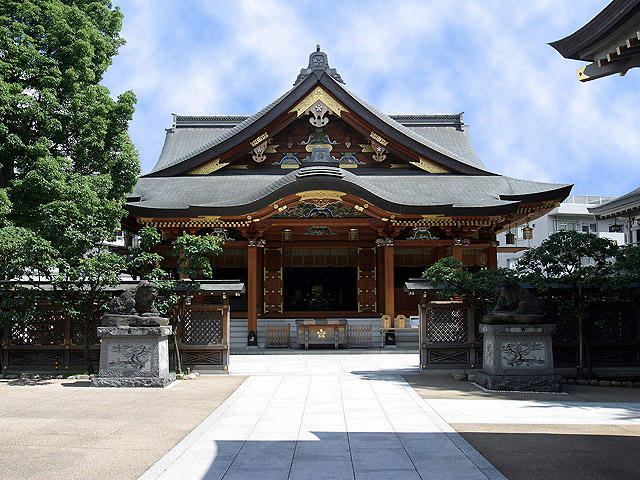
[294, 45, 345, 86]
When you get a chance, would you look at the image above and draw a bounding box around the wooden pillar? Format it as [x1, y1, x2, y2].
[247, 245, 258, 346]
[376, 246, 385, 313]
[436, 245, 447, 261]
[384, 243, 395, 318]
[452, 245, 463, 262]
[487, 244, 498, 269]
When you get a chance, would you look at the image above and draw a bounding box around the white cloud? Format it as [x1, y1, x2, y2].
[103, 0, 639, 198]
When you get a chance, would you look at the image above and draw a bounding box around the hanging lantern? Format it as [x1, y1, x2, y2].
[522, 226, 534, 240]
[348, 228, 359, 241]
[505, 231, 516, 245]
[282, 228, 292, 241]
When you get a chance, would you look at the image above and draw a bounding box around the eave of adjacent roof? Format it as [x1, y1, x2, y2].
[549, 0, 640, 61]
[589, 186, 640, 218]
[146, 72, 491, 177]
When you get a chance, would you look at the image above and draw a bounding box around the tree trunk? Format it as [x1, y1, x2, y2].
[173, 302, 183, 374]
[83, 318, 94, 375]
[0, 157, 13, 188]
[173, 330, 182, 374]
[576, 287, 591, 379]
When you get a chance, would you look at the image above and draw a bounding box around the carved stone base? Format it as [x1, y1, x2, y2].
[475, 371, 562, 392]
[92, 374, 176, 388]
[92, 325, 175, 388]
[479, 323, 561, 392]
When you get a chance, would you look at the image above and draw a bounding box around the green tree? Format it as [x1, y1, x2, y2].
[515, 230, 621, 378]
[0, 225, 57, 343]
[53, 252, 125, 374]
[126, 226, 166, 281]
[0, 0, 138, 372]
[615, 245, 640, 284]
[171, 234, 224, 373]
[421, 257, 513, 315]
[516, 230, 620, 291]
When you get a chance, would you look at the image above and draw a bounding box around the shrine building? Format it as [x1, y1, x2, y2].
[124, 48, 572, 348]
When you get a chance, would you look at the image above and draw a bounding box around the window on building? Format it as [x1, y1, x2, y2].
[557, 221, 576, 231]
[581, 223, 598, 233]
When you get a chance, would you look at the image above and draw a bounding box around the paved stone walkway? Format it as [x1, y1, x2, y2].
[140, 354, 505, 480]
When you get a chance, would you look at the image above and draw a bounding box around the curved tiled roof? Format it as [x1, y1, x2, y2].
[549, 0, 640, 61]
[589, 186, 640, 217]
[333, 77, 487, 171]
[150, 86, 298, 174]
[127, 166, 571, 218]
[147, 70, 490, 176]
[152, 112, 485, 175]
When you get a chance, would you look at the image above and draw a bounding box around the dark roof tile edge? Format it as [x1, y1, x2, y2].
[549, 0, 640, 60]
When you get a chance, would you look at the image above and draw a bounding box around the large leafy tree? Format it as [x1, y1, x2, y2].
[515, 230, 620, 291]
[0, 0, 139, 251]
[0, 0, 139, 372]
[125, 228, 224, 373]
[516, 230, 622, 378]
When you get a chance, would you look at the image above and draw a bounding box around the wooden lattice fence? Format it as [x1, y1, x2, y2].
[265, 324, 291, 348]
[348, 324, 372, 348]
[2, 310, 102, 373]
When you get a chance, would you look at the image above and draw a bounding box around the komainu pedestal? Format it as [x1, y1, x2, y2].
[92, 282, 176, 388]
[475, 280, 561, 392]
[92, 324, 175, 388]
[476, 323, 561, 392]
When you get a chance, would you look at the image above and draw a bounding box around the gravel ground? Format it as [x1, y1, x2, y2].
[405, 374, 640, 480]
[0, 375, 246, 480]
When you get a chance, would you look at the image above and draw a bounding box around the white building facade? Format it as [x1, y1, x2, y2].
[497, 195, 628, 269]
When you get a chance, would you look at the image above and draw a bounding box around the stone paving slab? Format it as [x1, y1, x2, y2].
[140, 354, 506, 480]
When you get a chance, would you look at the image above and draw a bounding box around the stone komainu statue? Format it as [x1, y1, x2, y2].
[482, 278, 545, 325]
[493, 279, 544, 315]
[109, 280, 159, 316]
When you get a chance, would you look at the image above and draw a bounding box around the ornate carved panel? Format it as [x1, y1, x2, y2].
[273, 202, 367, 219]
[263, 247, 283, 313]
[357, 247, 377, 313]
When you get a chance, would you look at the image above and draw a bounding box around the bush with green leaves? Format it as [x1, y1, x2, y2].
[421, 257, 514, 315]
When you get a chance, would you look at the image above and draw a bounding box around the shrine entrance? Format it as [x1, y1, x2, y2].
[283, 266, 357, 312]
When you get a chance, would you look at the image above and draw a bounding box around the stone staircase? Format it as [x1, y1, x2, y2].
[229, 317, 419, 351]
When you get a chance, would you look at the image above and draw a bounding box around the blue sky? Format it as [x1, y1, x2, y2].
[102, 0, 640, 198]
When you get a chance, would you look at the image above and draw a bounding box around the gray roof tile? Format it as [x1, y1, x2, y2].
[128, 168, 569, 217]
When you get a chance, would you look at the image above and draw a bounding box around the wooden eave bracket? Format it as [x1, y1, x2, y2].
[409, 157, 451, 174]
[579, 31, 640, 82]
[187, 158, 229, 175]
